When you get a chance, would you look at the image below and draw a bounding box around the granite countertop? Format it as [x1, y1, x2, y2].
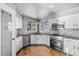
[51, 34, 79, 40]
[17, 32, 79, 40]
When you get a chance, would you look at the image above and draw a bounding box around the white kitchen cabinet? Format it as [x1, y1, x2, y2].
[71, 14, 79, 28]
[64, 38, 74, 55]
[64, 16, 74, 29]
[59, 16, 74, 29]
[64, 38, 79, 56]
[31, 22, 37, 32]
[15, 36, 23, 53]
[16, 13, 22, 29]
[19, 18, 22, 28]
[73, 40, 79, 56]
[16, 17, 19, 29]
[31, 35, 50, 46]
[59, 14, 79, 29]
[58, 16, 64, 24]
[16, 17, 22, 29]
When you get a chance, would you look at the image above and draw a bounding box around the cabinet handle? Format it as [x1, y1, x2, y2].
[74, 46, 75, 50]
[73, 24, 75, 26]
[76, 24, 78, 27]
[77, 47, 79, 50]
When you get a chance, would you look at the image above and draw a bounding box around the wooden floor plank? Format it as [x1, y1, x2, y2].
[16, 45, 67, 56]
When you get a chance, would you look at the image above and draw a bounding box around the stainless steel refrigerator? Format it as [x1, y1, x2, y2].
[1, 10, 12, 56]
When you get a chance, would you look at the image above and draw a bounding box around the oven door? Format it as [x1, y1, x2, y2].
[50, 39, 63, 50]
[55, 41, 63, 50]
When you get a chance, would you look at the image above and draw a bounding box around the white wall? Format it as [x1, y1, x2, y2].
[43, 7, 79, 19]
[0, 3, 16, 56]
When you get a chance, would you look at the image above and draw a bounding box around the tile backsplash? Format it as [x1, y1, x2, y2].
[59, 29, 79, 37]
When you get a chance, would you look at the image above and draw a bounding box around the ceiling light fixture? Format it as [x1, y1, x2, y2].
[49, 5, 54, 8]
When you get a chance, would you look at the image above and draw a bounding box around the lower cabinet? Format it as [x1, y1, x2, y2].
[31, 35, 50, 46]
[73, 40, 79, 56]
[15, 36, 23, 53]
[23, 35, 30, 47]
[64, 38, 79, 56]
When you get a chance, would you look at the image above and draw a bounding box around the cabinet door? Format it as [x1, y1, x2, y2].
[20, 39, 22, 49]
[31, 23, 37, 32]
[37, 35, 50, 46]
[18, 39, 20, 52]
[74, 14, 79, 28]
[15, 39, 18, 52]
[31, 35, 38, 44]
[74, 40, 79, 56]
[23, 36, 30, 47]
[65, 14, 79, 29]
[64, 38, 74, 55]
[19, 19, 22, 29]
[16, 39, 20, 52]
[20, 37, 23, 48]
[70, 15, 77, 29]
[58, 16, 64, 24]
[69, 39, 75, 55]
[16, 17, 19, 29]
[64, 16, 73, 29]
[64, 38, 70, 54]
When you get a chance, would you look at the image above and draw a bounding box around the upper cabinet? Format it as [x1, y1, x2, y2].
[31, 22, 38, 32]
[16, 13, 22, 29]
[25, 20, 38, 33]
[58, 14, 79, 29]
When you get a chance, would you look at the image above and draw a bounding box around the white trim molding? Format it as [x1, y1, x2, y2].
[0, 8, 1, 56]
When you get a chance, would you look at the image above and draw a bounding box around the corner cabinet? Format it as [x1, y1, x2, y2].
[64, 38, 79, 56]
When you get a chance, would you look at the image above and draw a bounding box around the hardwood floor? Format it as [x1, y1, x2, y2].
[16, 45, 67, 56]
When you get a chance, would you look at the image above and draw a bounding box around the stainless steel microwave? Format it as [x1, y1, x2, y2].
[52, 23, 64, 30]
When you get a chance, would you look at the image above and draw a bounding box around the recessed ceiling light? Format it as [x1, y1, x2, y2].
[49, 5, 54, 8]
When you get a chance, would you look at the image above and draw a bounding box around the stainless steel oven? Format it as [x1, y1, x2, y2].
[50, 36, 64, 51]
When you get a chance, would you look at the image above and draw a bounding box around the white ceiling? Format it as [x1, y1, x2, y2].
[15, 3, 79, 19]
